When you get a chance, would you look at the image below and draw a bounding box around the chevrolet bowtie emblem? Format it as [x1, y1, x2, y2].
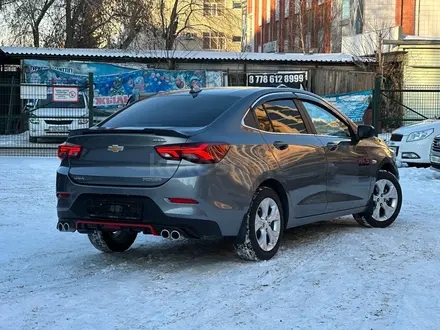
[107, 145, 124, 152]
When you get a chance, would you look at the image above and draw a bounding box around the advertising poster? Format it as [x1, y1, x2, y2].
[23, 60, 224, 115]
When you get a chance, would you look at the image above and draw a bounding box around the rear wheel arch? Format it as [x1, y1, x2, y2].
[258, 179, 290, 228]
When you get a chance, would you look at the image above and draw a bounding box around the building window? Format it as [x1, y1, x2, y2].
[233, 36, 242, 42]
[318, 0, 324, 5]
[342, 0, 350, 19]
[284, 39, 289, 52]
[266, 0, 271, 23]
[285, 0, 289, 17]
[294, 0, 300, 14]
[306, 0, 312, 10]
[203, 32, 226, 50]
[204, 0, 225, 16]
[276, 0, 280, 21]
[318, 29, 324, 49]
[232, 1, 241, 8]
[182, 32, 197, 40]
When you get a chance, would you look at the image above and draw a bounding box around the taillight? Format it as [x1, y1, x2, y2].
[155, 143, 230, 164]
[56, 193, 70, 199]
[58, 142, 83, 160]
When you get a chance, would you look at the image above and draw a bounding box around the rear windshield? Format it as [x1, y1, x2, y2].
[100, 93, 241, 128]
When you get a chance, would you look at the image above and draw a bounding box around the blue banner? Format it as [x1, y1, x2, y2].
[23, 60, 223, 114]
[324, 90, 373, 123]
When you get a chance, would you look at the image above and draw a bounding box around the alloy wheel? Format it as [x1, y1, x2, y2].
[372, 179, 399, 222]
[254, 197, 281, 251]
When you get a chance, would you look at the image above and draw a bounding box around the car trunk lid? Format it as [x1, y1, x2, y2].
[66, 127, 205, 187]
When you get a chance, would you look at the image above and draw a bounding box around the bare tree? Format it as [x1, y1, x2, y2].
[286, 0, 341, 54]
[64, 0, 117, 48]
[342, 16, 413, 132]
[1, 0, 56, 47]
[131, 0, 240, 52]
[108, 0, 154, 49]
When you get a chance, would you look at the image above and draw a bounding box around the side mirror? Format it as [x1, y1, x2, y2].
[357, 125, 376, 140]
[23, 104, 33, 113]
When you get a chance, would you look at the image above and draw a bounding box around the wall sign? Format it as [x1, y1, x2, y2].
[52, 86, 79, 103]
[246, 71, 308, 89]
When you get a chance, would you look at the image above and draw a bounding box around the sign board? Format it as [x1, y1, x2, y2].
[20, 84, 47, 100]
[23, 60, 225, 112]
[52, 86, 79, 103]
[246, 71, 308, 89]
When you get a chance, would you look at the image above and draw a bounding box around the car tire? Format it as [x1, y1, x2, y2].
[353, 170, 402, 228]
[234, 186, 284, 261]
[29, 137, 38, 143]
[87, 231, 138, 252]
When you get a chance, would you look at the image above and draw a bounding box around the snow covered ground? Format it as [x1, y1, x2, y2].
[0, 157, 439, 330]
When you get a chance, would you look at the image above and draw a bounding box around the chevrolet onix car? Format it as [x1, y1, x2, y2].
[56, 87, 402, 261]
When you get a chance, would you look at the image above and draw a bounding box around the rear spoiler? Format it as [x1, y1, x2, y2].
[68, 127, 196, 139]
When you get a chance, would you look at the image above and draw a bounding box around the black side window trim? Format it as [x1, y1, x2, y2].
[247, 97, 311, 135]
[242, 108, 259, 130]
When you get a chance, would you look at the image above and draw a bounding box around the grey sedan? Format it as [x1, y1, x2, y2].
[56, 87, 402, 261]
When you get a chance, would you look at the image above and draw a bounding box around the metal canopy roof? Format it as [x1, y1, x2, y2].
[0, 46, 373, 63]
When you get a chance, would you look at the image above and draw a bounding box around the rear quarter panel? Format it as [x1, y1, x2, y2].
[189, 125, 280, 213]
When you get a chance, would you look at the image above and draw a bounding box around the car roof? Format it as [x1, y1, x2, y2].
[150, 87, 318, 99]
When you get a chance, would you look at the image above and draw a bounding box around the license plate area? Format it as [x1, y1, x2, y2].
[48, 125, 69, 133]
[85, 199, 143, 221]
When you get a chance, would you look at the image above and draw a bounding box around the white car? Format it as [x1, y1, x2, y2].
[28, 93, 90, 142]
[387, 119, 440, 167]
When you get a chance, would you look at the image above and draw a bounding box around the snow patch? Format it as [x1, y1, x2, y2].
[0, 157, 439, 329]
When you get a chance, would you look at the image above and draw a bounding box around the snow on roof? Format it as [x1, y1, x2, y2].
[0, 46, 373, 63]
[402, 35, 440, 41]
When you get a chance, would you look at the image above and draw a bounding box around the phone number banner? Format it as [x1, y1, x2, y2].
[246, 72, 308, 89]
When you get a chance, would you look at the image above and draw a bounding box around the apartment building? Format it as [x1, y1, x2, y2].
[178, 0, 243, 52]
[134, 0, 243, 52]
[243, 0, 338, 54]
[342, 0, 440, 56]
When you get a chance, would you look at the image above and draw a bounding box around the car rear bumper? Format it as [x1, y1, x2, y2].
[56, 165, 252, 238]
[57, 217, 223, 238]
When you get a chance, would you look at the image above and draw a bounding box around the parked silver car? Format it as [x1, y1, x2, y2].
[28, 92, 89, 142]
[430, 134, 440, 172]
[56, 87, 402, 261]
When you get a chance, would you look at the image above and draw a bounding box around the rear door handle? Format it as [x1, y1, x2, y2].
[327, 142, 338, 151]
[273, 141, 288, 150]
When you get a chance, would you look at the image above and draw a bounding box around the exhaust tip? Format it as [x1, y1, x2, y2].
[171, 230, 181, 240]
[160, 229, 170, 239]
[57, 223, 63, 231]
[63, 223, 70, 232]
